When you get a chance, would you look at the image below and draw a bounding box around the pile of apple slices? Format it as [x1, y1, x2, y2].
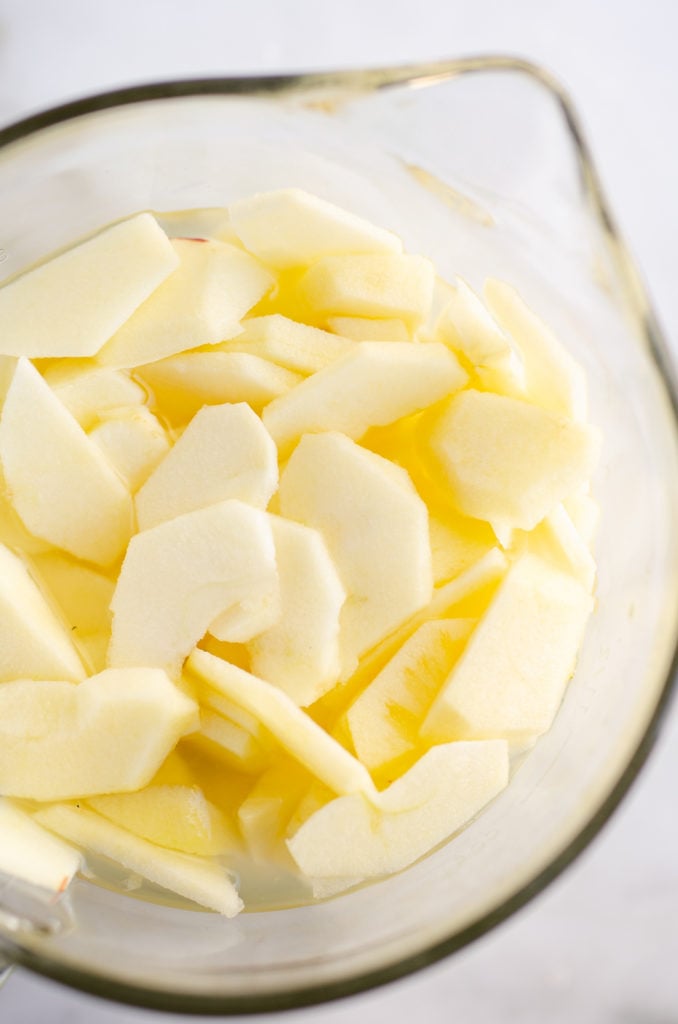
[0, 190, 600, 917]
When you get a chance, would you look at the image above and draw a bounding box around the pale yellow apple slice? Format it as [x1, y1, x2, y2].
[42, 362, 146, 429]
[248, 517, 346, 707]
[29, 550, 114, 636]
[287, 739, 509, 878]
[538, 503, 597, 592]
[89, 407, 170, 492]
[0, 668, 198, 800]
[0, 543, 85, 683]
[422, 554, 594, 743]
[138, 351, 301, 422]
[0, 213, 178, 358]
[346, 619, 475, 773]
[0, 799, 81, 893]
[135, 403, 277, 532]
[97, 238, 274, 369]
[279, 432, 433, 675]
[34, 804, 243, 917]
[435, 277, 525, 395]
[187, 710, 270, 774]
[155, 206, 232, 241]
[300, 253, 435, 329]
[0, 359, 134, 566]
[237, 757, 313, 862]
[217, 314, 354, 374]
[229, 188, 402, 268]
[424, 389, 599, 533]
[186, 650, 377, 800]
[428, 510, 496, 586]
[263, 341, 466, 457]
[88, 785, 238, 856]
[484, 279, 587, 420]
[0, 467, 52, 554]
[326, 316, 411, 342]
[108, 500, 278, 675]
[195, 680, 265, 740]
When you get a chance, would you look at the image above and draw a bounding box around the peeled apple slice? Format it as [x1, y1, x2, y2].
[0, 668, 199, 800]
[218, 314, 354, 374]
[287, 740, 509, 878]
[0, 799, 81, 892]
[229, 188, 402, 268]
[0, 359, 133, 566]
[435, 277, 525, 395]
[0, 213, 178, 358]
[484, 279, 587, 420]
[138, 351, 301, 421]
[424, 389, 599, 533]
[279, 432, 433, 675]
[263, 341, 467, 457]
[97, 238, 274, 369]
[248, 517, 346, 707]
[422, 554, 594, 743]
[89, 407, 170, 492]
[29, 550, 114, 637]
[135, 403, 278, 531]
[188, 710, 270, 774]
[34, 804, 243, 917]
[88, 785, 238, 856]
[108, 500, 278, 676]
[186, 650, 377, 800]
[43, 362, 146, 429]
[326, 315, 411, 342]
[346, 619, 475, 773]
[300, 253, 435, 329]
[0, 543, 85, 683]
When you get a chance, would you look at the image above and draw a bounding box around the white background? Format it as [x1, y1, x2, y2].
[1, 1, 677, 1021]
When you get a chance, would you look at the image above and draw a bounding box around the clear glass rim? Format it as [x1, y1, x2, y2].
[0, 56, 677, 1016]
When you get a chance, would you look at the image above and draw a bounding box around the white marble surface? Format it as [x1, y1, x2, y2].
[1, 1, 677, 1020]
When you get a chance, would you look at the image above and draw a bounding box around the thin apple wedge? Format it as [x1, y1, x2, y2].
[187, 710, 271, 774]
[34, 803, 243, 917]
[186, 649, 377, 800]
[287, 740, 509, 878]
[263, 341, 466, 457]
[108, 500, 278, 675]
[97, 238, 274, 368]
[43, 362, 146, 429]
[0, 543, 85, 683]
[217, 314, 354, 374]
[0, 359, 134, 566]
[0, 213, 178, 358]
[135, 403, 277, 531]
[229, 188, 402, 268]
[326, 315, 411, 342]
[89, 407, 170, 492]
[0, 668, 198, 800]
[0, 798, 81, 893]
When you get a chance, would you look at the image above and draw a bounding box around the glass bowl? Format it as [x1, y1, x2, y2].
[0, 58, 677, 1015]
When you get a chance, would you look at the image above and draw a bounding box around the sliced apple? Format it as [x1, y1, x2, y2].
[347, 619, 474, 773]
[428, 509, 496, 586]
[287, 739, 509, 878]
[229, 188, 402, 268]
[424, 389, 599, 533]
[326, 315, 411, 342]
[435, 277, 525, 395]
[300, 253, 435, 329]
[135, 403, 277, 531]
[263, 341, 466, 457]
[237, 757, 313, 862]
[0, 213, 178, 358]
[0, 799, 81, 892]
[42, 362, 146, 429]
[108, 500, 278, 676]
[187, 710, 270, 774]
[88, 785, 238, 856]
[29, 550, 114, 637]
[138, 351, 301, 422]
[34, 804, 242, 917]
[484, 279, 587, 420]
[422, 554, 594, 743]
[0, 359, 133, 565]
[89, 407, 170, 492]
[96, 238, 273, 369]
[279, 432, 433, 675]
[0, 543, 85, 683]
[186, 649, 377, 800]
[248, 517, 346, 707]
[0, 667, 198, 800]
[218, 314, 354, 374]
[537, 503, 597, 592]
